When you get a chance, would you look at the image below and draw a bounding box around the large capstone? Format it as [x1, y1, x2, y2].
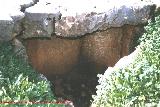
[24, 0, 156, 76]
[0, 0, 158, 76]
[0, 0, 159, 107]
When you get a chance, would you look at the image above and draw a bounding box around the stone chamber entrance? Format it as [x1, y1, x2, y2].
[24, 25, 143, 107]
[0, 0, 156, 106]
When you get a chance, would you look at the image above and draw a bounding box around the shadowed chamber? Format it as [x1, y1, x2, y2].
[24, 25, 142, 107]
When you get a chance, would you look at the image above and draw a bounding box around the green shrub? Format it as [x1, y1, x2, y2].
[92, 15, 160, 107]
[0, 42, 64, 107]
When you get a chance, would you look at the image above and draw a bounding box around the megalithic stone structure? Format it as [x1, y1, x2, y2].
[0, 0, 61, 65]
[0, 0, 159, 78]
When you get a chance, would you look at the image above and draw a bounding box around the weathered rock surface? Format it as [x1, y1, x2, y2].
[0, 0, 156, 40]
[25, 25, 144, 76]
[0, 0, 158, 76]
[0, 1, 159, 106]
[0, 0, 24, 41]
[0, 20, 14, 41]
[80, 25, 143, 68]
[55, 1, 153, 37]
[101, 46, 141, 77]
[25, 37, 81, 76]
[22, 12, 55, 39]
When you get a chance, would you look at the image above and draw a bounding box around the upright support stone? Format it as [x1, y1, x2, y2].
[0, 0, 158, 75]
[22, 1, 61, 39]
[0, 20, 14, 41]
[22, 12, 55, 39]
[0, 14, 24, 42]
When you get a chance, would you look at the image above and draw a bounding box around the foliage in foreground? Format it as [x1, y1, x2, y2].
[0, 42, 64, 107]
[92, 15, 160, 107]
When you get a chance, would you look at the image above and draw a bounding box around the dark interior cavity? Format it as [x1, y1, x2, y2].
[24, 26, 142, 106]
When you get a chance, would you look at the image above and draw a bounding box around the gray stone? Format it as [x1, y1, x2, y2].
[0, 0, 159, 75]
[0, 20, 14, 41]
[22, 12, 56, 39]
[11, 14, 25, 37]
[12, 38, 28, 62]
[0, 0, 24, 41]
[23, 0, 61, 39]
[0, 0, 157, 39]
[55, 1, 155, 37]
[0, 13, 24, 42]
[21, 0, 156, 38]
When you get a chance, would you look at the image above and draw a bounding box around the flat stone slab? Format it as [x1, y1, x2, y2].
[0, 0, 158, 40]
[54, 0, 155, 37]
[22, 0, 61, 38]
[24, 0, 156, 38]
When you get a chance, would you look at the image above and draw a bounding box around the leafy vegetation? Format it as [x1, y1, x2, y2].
[0, 42, 64, 107]
[92, 15, 160, 107]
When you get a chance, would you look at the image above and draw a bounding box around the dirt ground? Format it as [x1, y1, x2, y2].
[50, 71, 99, 107]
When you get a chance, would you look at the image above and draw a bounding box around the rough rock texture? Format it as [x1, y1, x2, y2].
[102, 48, 140, 78]
[22, 12, 56, 39]
[22, 0, 155, 76]
[25, 37, 81, 76]
[0, 1, 159, 106]
[25, 25, 143, 76]
[0, 0, 24, 41]
[91, 48, 140, 107]
[55, 4, 152, 37]
[0, 0, 158, 76]
[81, 25, 143, 66]
[12, 39, 28, 62]
[0, 20, 14, 41]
